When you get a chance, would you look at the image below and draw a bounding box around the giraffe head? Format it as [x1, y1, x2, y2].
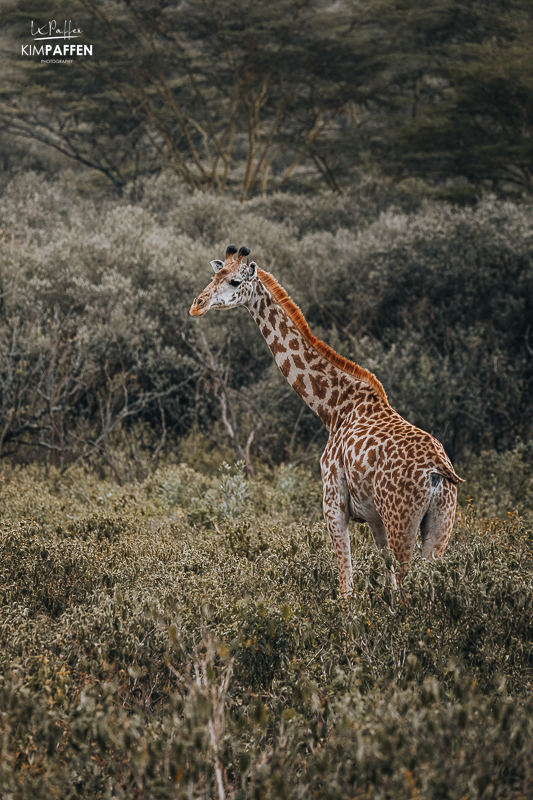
[189, 244, 257, 317]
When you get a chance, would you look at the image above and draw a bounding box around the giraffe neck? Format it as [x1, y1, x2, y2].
[246, 273, 388, 430]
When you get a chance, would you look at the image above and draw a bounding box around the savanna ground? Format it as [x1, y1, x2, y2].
[0, 171, 532, 799]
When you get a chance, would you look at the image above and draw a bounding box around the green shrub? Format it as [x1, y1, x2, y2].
[1, 173, 532, 467]
[0, 456, 532, 797]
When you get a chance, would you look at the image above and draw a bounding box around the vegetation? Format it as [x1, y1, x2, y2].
[0, 172, 531, 472]
[0, 168, 531, 794]
[1, 2, 532, 791]
[1, 0, 532, 195]
[0, 451, 531, 798]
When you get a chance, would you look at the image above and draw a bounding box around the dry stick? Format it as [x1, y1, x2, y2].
[241, 97, 257, 202]
[152, 69, 210, 181]
[82, 64, 199, 188]
[163, 28, 234, 179]
[151, 397, 167, 461]
[198, 334, 255, 473]
[525, 325, 533, 357]
[203, 17, 242, 189]
[208, 709, 226, 800]
[4, 439, 64, 452]
[244, 426, 255, 478]
[63, 391, 146, 475]
[186, 116, 214, 164]
[240, 79, 274, 200]
[0, 410, 16, 459]
[0, 110, 126, 189]
[62, 370, 202, 475]
[61, 473, 96, 509]
[76, 62, 162, 170]
[288, 404, 305, 460]
[194, 656, 233, 800]
[310, 152, 343, 194]
[261, 144, 282, 196]
[248, 94, 290, 195]
[219, 104, 238, 191]
[134, 17, 229, 187]
[214, 7, 292, 198]
[132, 74, 203, 186]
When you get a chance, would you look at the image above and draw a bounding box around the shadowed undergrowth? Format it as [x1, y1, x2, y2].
[0, 456, 532, 798]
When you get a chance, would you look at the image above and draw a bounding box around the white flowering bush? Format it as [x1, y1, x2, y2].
[0, 172, 531, 470]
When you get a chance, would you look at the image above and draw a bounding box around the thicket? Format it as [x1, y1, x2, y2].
[0, 456, 532, 798]
[0, 171, 532, 473]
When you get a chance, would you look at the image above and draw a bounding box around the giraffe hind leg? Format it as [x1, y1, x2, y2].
[366, 518, 397, 588]
[420, 477, 458, 560]
[389, 514, 425, 583]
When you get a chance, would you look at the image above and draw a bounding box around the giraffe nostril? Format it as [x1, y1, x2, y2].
[190, 295, 208, 316]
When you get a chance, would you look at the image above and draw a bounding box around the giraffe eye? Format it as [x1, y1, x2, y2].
[229, 279, 241, 287]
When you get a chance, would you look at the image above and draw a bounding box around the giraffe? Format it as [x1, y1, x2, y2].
[189, 244, 463, 595]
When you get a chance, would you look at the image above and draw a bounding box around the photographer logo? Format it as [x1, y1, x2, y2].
[21, 20, 93, 62]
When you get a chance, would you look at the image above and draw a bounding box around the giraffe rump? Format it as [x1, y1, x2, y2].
[432, 460, 464, 485]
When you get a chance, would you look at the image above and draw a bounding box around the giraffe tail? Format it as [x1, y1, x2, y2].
[433, 460, 464, 485]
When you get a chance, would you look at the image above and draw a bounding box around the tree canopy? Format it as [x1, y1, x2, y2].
[1, 0, 531, 194]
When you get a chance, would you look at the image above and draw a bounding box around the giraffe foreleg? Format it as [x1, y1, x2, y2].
[321, 462, 353, 597]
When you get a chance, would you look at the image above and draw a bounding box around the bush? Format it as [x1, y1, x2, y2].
[0, 455, 532, 797]
[0, 173, 532, 469]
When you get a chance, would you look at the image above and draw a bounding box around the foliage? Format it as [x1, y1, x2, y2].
[2, 0, 532, 194]
[0, 172, 531, 468]
[384, 0, 533, 193]
[0, 0, 387, 196]
[458, 441, 533, 523]
[0, 453, 533, 798]
[219, 461, 249, 524]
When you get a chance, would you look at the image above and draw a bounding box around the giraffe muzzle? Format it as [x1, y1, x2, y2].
[189, 296, 208, 316]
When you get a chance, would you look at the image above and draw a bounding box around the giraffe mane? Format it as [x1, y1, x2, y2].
[257, 268, 388, 402]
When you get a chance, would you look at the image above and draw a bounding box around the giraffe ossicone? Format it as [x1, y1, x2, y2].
[189, 244, 463, 596]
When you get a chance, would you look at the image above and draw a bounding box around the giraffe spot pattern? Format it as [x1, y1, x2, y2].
[293, 373, 308, 397]
[280, 358, 291, 378]
[270, 340, 287, 355]
[309, 373, 328, 399]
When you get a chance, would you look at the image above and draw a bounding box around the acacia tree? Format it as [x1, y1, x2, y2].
[1, 0, 382, 196]
[79, 0, 388, 198]
[3, 0, 531, 194]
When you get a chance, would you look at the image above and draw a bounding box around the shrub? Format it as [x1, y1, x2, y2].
[0, 456, 532, 797]
[1, 173, 532, 469]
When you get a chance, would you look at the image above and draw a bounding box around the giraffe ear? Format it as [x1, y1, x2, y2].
[210, 259, 224, 273]
[246, 261, 257, 279]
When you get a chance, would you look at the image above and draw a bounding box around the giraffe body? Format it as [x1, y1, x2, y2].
[323, 409, 459, 591]
[190, 245, 463, 595]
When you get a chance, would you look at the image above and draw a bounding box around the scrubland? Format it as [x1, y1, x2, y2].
[1, 171, 532, 466]
[0, 451, 532, 799]
[0, 172, 532, 798]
